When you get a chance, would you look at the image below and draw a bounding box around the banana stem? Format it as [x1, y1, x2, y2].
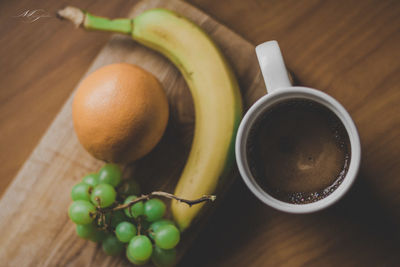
[57, 6, 132, 35]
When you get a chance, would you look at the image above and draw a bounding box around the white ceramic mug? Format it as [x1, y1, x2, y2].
[235, 40, 361, 213]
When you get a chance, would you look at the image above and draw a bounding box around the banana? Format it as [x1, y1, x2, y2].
[58, 7, 242, 231]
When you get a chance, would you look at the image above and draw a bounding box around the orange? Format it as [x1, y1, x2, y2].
[72, 63, 169, 163]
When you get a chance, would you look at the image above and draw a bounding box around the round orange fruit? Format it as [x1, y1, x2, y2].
[72, 63, 169, 163]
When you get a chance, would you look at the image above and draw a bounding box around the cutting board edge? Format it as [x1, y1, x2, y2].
[0, 0, 259, 202]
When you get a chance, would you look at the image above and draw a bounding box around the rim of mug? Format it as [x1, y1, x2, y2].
[235, 86, 361, 213]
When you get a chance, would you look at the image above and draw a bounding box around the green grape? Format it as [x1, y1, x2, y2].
[124, 195, 144, 218]
[102, 234, 124, 256]
[76, 224, 96, 239]
[140, 220, 150, 232]
[108, 210, 128, 228]
[126, 249, 148, 265]
[71, 182, 93, 201]
[155, 225, 180, 250]
[82, 173, 99, 187]
[102, 210, 128, 229]
[89, 230, 106, 243]
[118, 179, 140, 196]
[144, 198, 166, 222]
[90, 184, 116, 208]
[148, 219, 174, 240]
[116, 221, 137, 243]
[68, 200, 96, 224]
[128, 235, 153, 261]
[98, 163, 122, 187]
[151, 246, 177, 267]
[76, 224, 106, 243]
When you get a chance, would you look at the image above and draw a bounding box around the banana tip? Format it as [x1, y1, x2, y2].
[57, 6, 84, 27]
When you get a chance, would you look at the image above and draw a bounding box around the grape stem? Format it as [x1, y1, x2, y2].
[111, 191, 216, 212]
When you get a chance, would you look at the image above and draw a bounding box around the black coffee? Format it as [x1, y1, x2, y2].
[247, 99, 351, 204]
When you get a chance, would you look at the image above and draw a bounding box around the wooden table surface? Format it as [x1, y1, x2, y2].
[1, 0, 399, 266]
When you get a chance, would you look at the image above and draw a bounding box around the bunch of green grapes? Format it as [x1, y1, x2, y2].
[68, 163, 180, 266]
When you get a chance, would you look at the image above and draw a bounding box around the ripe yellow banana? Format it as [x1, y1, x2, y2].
[58, 7, 242, 231]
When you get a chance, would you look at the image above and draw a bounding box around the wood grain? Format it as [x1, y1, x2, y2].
[181, 1, 400, 266]
[1, 0, 400, 266]
[0, 0, 264, 266]
[0, 0, 138, 195]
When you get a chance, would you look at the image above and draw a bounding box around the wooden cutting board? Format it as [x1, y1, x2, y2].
[0, 0, 265, 266]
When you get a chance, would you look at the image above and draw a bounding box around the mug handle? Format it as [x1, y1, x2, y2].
[255, 40, 292, 93]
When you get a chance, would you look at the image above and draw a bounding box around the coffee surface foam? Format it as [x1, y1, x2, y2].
[247, 99, 350, 204]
